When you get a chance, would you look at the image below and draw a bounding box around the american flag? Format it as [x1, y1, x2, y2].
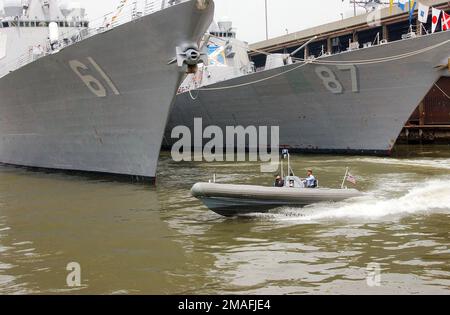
[346, 173, 357, 185]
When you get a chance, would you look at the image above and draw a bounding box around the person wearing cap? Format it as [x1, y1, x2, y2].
[274, 175, 285, 187]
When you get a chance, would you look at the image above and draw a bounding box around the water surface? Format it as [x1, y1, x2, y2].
[0, 145, 449, 294]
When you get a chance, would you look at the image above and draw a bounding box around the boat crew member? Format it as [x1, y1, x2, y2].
[274, 175, 285, 187]
[303, 170, 317, 188]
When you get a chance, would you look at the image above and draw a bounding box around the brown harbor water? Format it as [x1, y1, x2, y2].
[0, 145, 449, 294]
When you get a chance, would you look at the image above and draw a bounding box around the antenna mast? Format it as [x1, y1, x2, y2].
[264, 0, 269, 40]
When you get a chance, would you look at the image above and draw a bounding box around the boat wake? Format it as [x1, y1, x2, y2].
[355, 157, 450, 170]
[244, 179, 450, 223]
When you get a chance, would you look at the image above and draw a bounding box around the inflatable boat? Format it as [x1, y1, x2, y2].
[191, 150, 363, 217]
[191, 182, 363, 217]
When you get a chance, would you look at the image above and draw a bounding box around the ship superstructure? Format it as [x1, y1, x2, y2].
[177, 20, 255, 94]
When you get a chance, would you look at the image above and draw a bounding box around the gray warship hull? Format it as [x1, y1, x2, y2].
[0, 0, 214, 181]
[165, 31, 450, 155]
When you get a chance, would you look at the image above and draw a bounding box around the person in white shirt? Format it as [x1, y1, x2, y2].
[303, 170, 317, 188]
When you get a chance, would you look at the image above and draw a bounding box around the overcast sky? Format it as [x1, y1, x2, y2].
[0, 0, 368, 43]
[77, 0, 364, 44]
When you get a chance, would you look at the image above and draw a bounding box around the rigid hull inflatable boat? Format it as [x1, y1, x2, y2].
[191, 182, 363, 217]
[191, 150, 363, 217]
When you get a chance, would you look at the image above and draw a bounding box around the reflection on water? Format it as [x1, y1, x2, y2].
[0, 145, 449, 294]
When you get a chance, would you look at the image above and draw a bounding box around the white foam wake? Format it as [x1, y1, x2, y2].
[271, 179, 450, 222]
[354, 158, 450, 170]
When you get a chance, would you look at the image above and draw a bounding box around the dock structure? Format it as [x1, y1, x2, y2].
[249, 0, 450, 144]
[400, 77, 450, 144]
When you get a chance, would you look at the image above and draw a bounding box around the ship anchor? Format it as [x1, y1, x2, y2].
[168, 44, 208, 74]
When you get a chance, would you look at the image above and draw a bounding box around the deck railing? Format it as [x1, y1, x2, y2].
[0, 0, 183, 78]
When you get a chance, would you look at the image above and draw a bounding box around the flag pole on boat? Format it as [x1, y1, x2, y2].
[341, 167, 349, 189]
[281, 149, 292, 177]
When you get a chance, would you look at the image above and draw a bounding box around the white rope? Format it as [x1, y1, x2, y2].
[188, 89, 200, 100]
[195, 39, 450, 92]
[196, 60, 311, 91]
[295, 39, 450, 65]
[434, 83, 450, 99]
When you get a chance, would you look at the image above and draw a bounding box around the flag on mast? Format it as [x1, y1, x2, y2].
[417, 2, 429, 23]
[341, 168, 357, 188]
[409, 0, 417, 24]
[432, 8, 442, 33]
[442, 11, 450, 31]
[398, 0, 407, 11]
[346, 173, 357, 185]
[112, 0, 129, 24]
[389, 0, 394, 14]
